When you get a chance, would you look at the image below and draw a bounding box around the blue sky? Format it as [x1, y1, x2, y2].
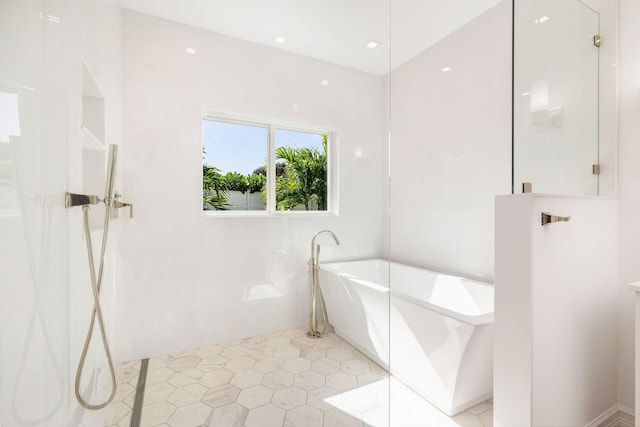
[203, 120, 324, 175]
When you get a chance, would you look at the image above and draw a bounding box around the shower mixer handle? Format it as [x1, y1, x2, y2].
[110, 198, 133, 219]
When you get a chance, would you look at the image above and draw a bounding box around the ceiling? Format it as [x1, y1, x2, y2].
[118, 0, 502, 76]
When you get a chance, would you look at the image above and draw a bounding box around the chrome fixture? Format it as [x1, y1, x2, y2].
[307, 230, 340, 338]
[65, 144, 133, 410]
[65, 192, 101, 207]
[105, 144, 118, 200]
[593, 34, 602, 48]
[111, 192, 133, 219]
[541, 212, 571, 226]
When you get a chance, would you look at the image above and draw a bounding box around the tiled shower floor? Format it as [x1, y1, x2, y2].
[106, 328, 493, 427]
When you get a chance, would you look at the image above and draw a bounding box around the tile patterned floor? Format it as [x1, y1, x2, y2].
[105, 359, 142, 426]
[106, 328, 493, 427]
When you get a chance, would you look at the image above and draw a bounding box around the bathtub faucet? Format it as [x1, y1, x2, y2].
[307, 230, 340, 338]
[311, 230, 340, 267]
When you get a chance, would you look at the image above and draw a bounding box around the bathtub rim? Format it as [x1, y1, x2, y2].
[319, 258, 494, 326]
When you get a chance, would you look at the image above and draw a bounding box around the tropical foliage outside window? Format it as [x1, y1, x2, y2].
[274, 135, 328, 211]
[202, 118, 331, 213]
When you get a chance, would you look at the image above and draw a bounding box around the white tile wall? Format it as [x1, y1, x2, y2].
[617, 0, 640, 413]
[119, 10, 387, 362]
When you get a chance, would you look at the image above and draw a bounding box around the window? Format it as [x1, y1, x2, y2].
[202, 115, 334, 214]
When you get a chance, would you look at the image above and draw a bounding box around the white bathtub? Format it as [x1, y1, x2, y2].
[319, 259, 494, 416]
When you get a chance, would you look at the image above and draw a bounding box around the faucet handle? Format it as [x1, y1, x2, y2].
[111, 199, 134, 220]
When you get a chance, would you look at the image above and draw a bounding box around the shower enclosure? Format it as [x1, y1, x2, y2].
[0, 0, 518, 425]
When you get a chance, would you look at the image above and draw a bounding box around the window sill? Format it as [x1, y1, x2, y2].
[202, 211, 338, 218]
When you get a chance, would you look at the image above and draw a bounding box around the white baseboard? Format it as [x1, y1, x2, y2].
[586, 405, 634, 427]
[617, 406, 635, 427]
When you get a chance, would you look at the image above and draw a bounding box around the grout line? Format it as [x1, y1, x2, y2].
[130, 359, 149, 427]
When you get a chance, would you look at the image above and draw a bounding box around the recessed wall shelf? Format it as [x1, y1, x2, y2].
[82, 61, 107, 229]
[82, 63, 105, 147]
[82, 125, 104, 151]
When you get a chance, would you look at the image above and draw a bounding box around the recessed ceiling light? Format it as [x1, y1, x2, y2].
[320, 80, 329, 86]
[534, 16, 550, 24]
[186, 48, 196, 54]
[365, 40, 381, 49]
[441, 66, 451, 72]
[275, 36, 287, 44]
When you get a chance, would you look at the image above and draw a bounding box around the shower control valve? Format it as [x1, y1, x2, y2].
[109, 192, 133, 219]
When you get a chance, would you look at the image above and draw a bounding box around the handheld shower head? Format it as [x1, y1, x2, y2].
[105, 144, 118, 200]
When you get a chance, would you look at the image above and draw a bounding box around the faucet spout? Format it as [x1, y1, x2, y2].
[311, 230, 340, 266]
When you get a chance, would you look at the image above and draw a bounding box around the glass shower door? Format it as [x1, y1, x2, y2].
[513, 0, 600, 196]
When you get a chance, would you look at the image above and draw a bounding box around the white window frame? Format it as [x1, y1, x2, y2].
[202, 112, 338, 216]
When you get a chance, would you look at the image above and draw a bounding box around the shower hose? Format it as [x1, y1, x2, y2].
[74, 203, 116, 410]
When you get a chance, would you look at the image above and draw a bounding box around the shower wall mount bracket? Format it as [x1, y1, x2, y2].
[65, 192, 101, 208]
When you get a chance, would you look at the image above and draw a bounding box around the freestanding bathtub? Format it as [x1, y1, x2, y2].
[318, 259, 494, 416]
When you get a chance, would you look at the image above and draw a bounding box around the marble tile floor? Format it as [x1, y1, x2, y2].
[106, 328, 493, 427]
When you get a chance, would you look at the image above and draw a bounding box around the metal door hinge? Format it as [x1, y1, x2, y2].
[593, 164, 601, 175]
[593, 34, 602, 48]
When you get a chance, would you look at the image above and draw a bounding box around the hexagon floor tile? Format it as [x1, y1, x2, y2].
[105, 328, 493, 427]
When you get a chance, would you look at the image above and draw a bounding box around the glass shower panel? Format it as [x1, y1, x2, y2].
[389, 0, 511, 421]
[513, 0, 600, 195]
[0, 0, 69, 425]
[2, 0, 123, 424]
